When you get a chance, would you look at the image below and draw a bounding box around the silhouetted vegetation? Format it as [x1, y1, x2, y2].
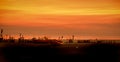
[0, 29, 120, 62]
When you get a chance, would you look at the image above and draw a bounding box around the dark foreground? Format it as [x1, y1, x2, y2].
[0, 43, 120, 62]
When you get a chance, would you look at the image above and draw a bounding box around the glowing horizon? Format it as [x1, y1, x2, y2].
[0, 0, 120, 39]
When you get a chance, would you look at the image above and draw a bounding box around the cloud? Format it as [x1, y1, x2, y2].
[1, 0, 120, 15]
[0, 9, 22, 15]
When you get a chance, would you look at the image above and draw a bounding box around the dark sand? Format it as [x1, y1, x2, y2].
[0, 43, 120, 62]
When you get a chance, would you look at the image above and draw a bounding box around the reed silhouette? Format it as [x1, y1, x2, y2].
[0, 29, 120, 62]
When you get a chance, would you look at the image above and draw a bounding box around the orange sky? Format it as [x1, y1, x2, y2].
[0, 0, 120, 39]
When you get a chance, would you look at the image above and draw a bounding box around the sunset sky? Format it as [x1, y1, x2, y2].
[0, 0, 120, 39]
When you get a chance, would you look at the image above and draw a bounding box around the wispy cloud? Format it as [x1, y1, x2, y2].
[0, 0, 120, 39]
